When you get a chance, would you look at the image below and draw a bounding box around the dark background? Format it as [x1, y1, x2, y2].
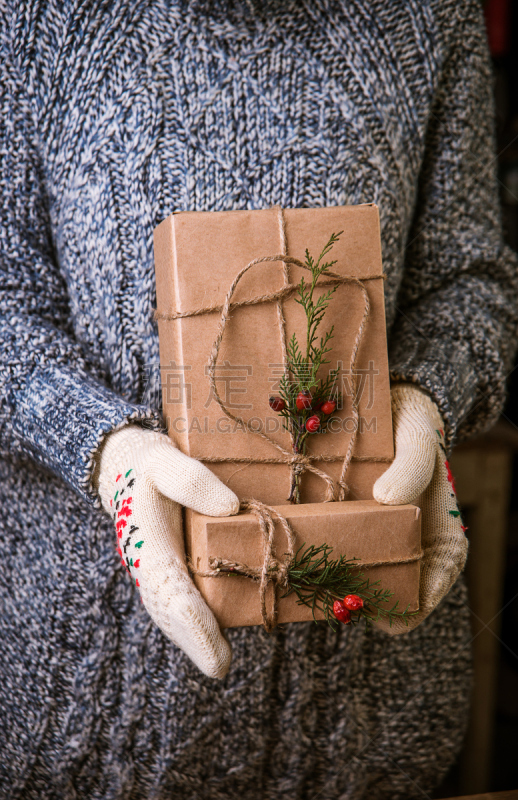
[485, 0, 518, 791]
[436, 0, 518, 795]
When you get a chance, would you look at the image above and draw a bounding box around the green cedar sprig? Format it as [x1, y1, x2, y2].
[283, 542, 415, 631]
[279, 231, 342, 396]
[274, 232, 343, 501]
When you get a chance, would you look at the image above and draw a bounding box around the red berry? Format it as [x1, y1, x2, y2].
[269, 396, 286, 412]
[343, 594, 364, 611]
[333, 600, 352, 624]
[305, 414, 320, 433]
[296, 391, 312, 411]
[321, 399, 337, 415]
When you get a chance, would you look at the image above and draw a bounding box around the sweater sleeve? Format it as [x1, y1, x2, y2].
[388, 0, 518, 448]
[0, 33, 162, 507]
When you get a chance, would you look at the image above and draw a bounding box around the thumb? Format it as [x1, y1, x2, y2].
[373, 383, 441, 505]
[148, 440, 240, 517]
[373, 435, 436, 505]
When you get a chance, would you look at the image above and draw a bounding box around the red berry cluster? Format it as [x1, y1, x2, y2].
[268, 391, 337, 433]
[332, 594, 364, 624]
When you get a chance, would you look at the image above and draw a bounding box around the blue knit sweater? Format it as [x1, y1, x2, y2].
[0, 1, 515, 798]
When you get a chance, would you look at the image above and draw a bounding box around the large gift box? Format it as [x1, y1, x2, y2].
[154, 205, 421, 628]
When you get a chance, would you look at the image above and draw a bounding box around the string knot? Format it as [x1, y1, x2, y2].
[265, 558, 291, 589]
[291, 453, 311, 465]
[337, 481, 349, 501]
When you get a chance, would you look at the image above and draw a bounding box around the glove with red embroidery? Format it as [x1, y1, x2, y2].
[94, 425, 239, 678]
[373, 382, 468, 632]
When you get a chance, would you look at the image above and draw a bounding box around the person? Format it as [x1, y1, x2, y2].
[1, 0, 517, 797]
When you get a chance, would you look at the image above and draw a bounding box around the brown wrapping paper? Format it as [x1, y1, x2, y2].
[154, 206, 421, 629]
[185, 501, 421, 629]
[154, 205, 394, 505]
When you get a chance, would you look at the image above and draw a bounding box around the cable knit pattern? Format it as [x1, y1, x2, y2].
[0, 0, 515, 797]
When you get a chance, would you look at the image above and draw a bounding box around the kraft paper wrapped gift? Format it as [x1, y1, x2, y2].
[154, 204, 394, 505]
[154, 205, 422, 628]
[185, 500, 422, 629]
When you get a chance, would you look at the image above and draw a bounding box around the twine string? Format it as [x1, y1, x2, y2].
[154, 272, 381, 322]
[200, 549, 424, 574]
[192, 499, 296, 632]
[275, 208, 297, 497]
[194, 537, 424, 629]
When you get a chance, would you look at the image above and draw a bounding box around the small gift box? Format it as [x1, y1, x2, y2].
[185, 500, 421, 629]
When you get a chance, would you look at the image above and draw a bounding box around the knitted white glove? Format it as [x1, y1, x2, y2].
[373, 383, 468, 632]
[94, 425, 239, 678]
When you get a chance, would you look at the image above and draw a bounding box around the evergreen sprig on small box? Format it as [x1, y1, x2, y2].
[284, 542, 412, 630]
[268, 233, 414, 629]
